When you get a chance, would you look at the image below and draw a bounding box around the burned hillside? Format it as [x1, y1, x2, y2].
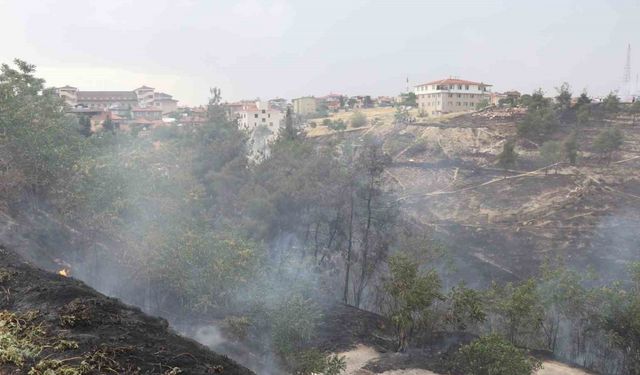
[361, 106, 640, 285]
[0, 246, 253, 375]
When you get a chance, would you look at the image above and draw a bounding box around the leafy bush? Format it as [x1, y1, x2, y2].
[288, 350, 346, 375]
[350, 111, 367, 127]
[384, 254, 444, 351]
[593, 127, 623, 163]
[224, 316, 251, 341]
[270, 295, 321, 354]
[446, 282, 486, 331]
[452, 334, 542, 375]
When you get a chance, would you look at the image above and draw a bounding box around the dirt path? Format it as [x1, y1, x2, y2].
[536, 361, 591, 375]
[338, 345, 590, 375]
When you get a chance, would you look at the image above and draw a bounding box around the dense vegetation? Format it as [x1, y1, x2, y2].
[2, 60, 640, 374]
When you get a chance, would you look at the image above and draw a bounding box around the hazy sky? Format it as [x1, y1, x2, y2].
[1, 0, 639, 105]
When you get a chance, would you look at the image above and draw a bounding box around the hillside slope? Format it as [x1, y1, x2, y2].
[0, 246, 254, 375]
[314, 106, 640, 284]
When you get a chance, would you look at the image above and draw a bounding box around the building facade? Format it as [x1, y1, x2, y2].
[232, 101, 285, 161]
[56, 85, 178, 114]
[234, 101, 284, 133]
[414, 78, 491, 115]
[292, 96, 317, 115]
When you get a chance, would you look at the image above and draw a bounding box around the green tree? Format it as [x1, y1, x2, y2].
[350, 110, 367, 128]
[0, 59, 86, 204]
[630, 100, 640, 125]
[538, 261, 589, 353]
[270, 294, 322, 354]
[576, 105, 591, 127]
[102, 113, 114, 132]
[383, 254, 444, 351]
[575, 91, 592, 108]
[539, 140, 563, 174]
[520, 89, 550, 111]
[401, 92, 417, 107]
[496, 140, 518, 174]
[592, 127, 623, 164]
[487, 279, 544, 346]
[600, 263, 640, 374]
[563, 131, 579, 166]
[475, 98, 490, 110]
[283, 106, 297, 140]
[602, 92, 620, 115]
[394, 106, 411, 125]
[446, 282, 486, 331]
[517, 107, 558, 141]
[452, 335, 542, 375]
[79, 116, 92, 137]
[554, 82, 572, 110]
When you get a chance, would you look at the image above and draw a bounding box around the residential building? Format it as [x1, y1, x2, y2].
[132, 107, 163, 121]
[375, 96, 395, 107]
[234, 101, 285, 161]
[292, 96, 317, 115]
[268, 98, 288, 112]
[414, 78, 492, 115]
[56, 85, 178, 114]
[235, 101, 284, 133]
[318, 93, 344, 112]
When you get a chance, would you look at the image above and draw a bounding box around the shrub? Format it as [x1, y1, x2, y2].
[270, 295, 321, 354]
[350, 111, 367, 127]
[452, 335, 542, 375]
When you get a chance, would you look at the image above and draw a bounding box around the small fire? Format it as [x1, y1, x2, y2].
[58, 268, 69, 277]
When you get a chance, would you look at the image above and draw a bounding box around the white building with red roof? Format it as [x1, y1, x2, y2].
[414, 78, 492, 115]
[232, 101, 284, 161]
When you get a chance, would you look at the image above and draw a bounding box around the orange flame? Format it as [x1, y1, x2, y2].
[58, 268, 69, 277]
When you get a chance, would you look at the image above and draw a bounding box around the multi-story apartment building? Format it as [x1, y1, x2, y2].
[232, 101, 285, 161]
[414, 78, 491, 115]
[292, 96, 317, 115]
[235, 101, 284, 133]
[56, 85, 178, 114]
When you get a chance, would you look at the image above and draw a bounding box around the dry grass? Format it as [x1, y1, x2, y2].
[305, 107, 471, 137]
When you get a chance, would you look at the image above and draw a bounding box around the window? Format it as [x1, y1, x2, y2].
[269, 122, 273, 126]
[449, 94, 453, 98]
[465, 85, 469, 90]
[254, 114, 258, 118]
[458, 85, 462, 89]
[262, 110, 266, 114]
[262, 118, 266, 122]
[268, 114, 271, 118]
[457, 94, 461, 98]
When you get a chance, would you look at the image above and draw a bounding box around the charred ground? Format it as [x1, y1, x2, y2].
[0, 246, 253, 375]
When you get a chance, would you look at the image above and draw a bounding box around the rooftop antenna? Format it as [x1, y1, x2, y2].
[406, 76, 410, 93]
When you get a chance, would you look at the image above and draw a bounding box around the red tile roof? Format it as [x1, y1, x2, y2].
[418, 78, 492, 86]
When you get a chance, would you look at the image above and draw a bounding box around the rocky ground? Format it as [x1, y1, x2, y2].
[0, 246, 253, 374]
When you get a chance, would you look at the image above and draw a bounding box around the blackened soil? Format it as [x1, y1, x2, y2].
[0, 246, 254, 375]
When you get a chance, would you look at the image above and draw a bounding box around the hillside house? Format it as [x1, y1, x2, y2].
[414, 78, 492, 115]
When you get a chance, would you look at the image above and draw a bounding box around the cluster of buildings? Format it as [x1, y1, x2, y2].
[57, 85, 180, 130]
[56, 76, 506, 159]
